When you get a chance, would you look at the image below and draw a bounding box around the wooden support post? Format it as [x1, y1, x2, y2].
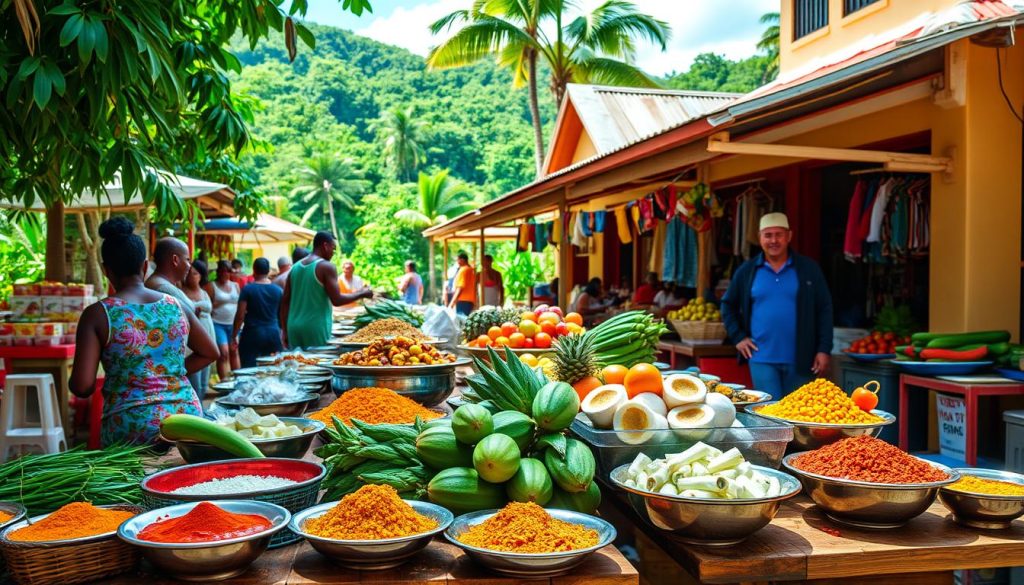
[479, 228, 486, 307]
[427, 237, 437, 304]
[442, 239, 449, 305]
[44, 201, 66, 282]
[558, 186, 572, 311]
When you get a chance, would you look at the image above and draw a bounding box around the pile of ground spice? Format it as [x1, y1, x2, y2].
[947, 475, 1024, 496]
[457, 502, 600, 553]
[0, 510, 12, 524]
[9, 502, 134, 542]
[309, 387, 444, 426]
[137, 501, 272, 543]
[792, 436, 949, 484]
[303, 484, 437, 540]
[760, 379, 883, 424]
[343, 318, 429, 342]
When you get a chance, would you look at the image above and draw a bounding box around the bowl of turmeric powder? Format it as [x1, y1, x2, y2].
[939, 468, 1024, 529]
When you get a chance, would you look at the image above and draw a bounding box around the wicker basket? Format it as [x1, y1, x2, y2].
[670, 319, 727, 344]
[0, 504, 142, 585]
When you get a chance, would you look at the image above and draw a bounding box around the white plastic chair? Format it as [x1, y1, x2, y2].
[0, 373, 67, 462]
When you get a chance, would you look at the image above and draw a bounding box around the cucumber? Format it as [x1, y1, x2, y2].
[160, 414, 264, 458]
[924, 331, 1011, 349]
[989, 342, 1011, 356]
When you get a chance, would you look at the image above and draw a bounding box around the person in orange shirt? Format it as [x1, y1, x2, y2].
[447, 252, 476, 316]
[337, 260, 369, 309]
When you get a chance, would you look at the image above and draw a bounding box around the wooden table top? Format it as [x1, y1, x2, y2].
[656, 339, 736, 358]
[616, 493, 1024, 584]
[106, 537, 636, 585]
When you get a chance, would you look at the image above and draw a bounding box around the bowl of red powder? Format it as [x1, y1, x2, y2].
[782, 436, 960, 529]
[117, 500, 290, 581]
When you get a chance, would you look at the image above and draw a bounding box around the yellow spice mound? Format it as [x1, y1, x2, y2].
[760, 378, 882, 424]
[304, 484, 437, 540]
[457, 502, 599, 553]
[948, 475, 1024, 496]
[9, 502, 134, 542]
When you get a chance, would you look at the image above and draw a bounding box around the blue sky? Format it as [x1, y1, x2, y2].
[302, 0, 777, 76]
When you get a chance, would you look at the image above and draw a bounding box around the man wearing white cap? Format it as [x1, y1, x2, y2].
[721, 212, 834, 397]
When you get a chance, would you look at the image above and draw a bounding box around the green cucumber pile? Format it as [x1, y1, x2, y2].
[354, 299, 423, 329]
[584, 310, 668, 367]
[896, 330, 1014, 363]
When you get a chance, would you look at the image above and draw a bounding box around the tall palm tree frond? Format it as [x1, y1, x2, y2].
[427, 15, 536, 69]
[571, 55, 659, 88]
[567, 0, 670, 60]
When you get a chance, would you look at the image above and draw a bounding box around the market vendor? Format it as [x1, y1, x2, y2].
[720, 212, 833, 397]
[69, 217, 219, 446]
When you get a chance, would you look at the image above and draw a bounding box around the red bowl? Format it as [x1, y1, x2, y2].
[142, 459, 325, 497]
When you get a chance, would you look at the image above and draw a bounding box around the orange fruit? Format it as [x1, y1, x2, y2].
[508, 332, 526, 348]
[494, 336, 510, 347]
[565, 312, 583, 326]
[534, 332, 552, 349]
[476, 334, 491, 347]
[601, 364, 629, 385]
[572, 376, 603, 402]
[487, 326, 503, 340]
[500, 322, 518, 337]
[521, 311, 538, 323]
[623, 363, 662, 398]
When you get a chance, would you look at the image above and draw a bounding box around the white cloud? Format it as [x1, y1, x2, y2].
[354, 0, 468, 56]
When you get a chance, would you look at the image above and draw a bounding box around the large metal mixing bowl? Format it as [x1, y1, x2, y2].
[117, 501, 289, 581]
[214, 392, 319, 417]
[939, 468, 1024, 529]
[747, 402, 895, 451]
[781, 453, 959, 528]
[173, 417, 326, 463]
[290, 500, 452, 570]
[609, 464, 800, 545]
[325, 359, 470, 407]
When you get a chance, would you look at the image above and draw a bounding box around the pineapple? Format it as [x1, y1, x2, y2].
[461, 307, 524, 342]
[551, 333, 599, 384]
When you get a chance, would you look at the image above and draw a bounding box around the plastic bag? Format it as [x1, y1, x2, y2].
[421, 304, 461, 350]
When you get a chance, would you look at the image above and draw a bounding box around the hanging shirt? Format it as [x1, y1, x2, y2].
[593, 211, 607, 233]
[843, 180, 867, 260]
[571, 213, 588, 248]
[866, 178, 893, 243]
[614, 206, 632, 245]
[749, 256, 798, 365]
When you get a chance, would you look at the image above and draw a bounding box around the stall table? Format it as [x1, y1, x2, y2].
[608, 490, 1024, 584]
[898, 374, 1024, 465]
[0, 344, 76, 430]
[656, 340, 737, 369]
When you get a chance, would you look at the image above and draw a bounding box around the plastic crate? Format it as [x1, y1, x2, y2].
[1005, 411, 1024, 473]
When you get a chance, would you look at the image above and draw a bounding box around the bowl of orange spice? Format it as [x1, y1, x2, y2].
[0, 501, 24, 531]
[290, 484, 453, 570]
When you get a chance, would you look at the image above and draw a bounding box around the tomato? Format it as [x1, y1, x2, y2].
[488, 326, 502, 341]
[534, 332, 553, 349]
[555, 322, 570, 337]
[500, 322, 518, 337]
[540, 321, 557, 336]
[884, 332, 895, 341]
[524, 337, 535, 348]
[565, 312, 583, 326]
[508, 332, 526, 348]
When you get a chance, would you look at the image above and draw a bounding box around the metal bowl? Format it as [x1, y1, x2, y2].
[747, 402, 895, 451]
[214, 392, 319, 417]
[782, 453, 959, 528]
[255, 353, 334, 366]
[457, 344, 554, 365]
[332, 337, 447, 351]
[717, 389, 772, 408]
[325, 359, 470, 407]
[118, 500, 289, 581]
[0, 502, 26, 531]
[212, 378, 321, 396]
[234, 364, 332, 377]
[172, 417, 326, 463]
[609, 463, 800, 545]
[939, 468, 1024, 529]
[444, 508, 615, 578]
[306, 344, 344, 356]
[290, 500, 452, 570]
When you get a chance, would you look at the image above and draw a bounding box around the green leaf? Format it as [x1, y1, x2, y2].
[92, 21, 109, 62]
[77, 18, 95, 63]
[32, 72, 52, 109]
[295, 22, 315, 49]
[16, 57, 41, 80]
[534, 433, 567, 458]
[59, 14, 83, 47]
[48, 3, 82, 16]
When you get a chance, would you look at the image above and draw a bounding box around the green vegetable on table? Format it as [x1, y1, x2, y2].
[160, 414, 264, 458]
[353, 299, 423, 329]
[917, 330, 1010, 349]
[584, 310, 668, 367]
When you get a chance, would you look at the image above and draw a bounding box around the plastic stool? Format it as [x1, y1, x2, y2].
[0, 373, 67, 462]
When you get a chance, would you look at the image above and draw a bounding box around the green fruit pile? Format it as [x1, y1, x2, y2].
[420, 381, 601, 515]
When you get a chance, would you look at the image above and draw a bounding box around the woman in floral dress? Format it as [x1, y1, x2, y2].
[70, 218, 219, 446]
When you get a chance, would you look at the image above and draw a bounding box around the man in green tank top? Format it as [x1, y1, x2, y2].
[279, 232, 372, 348]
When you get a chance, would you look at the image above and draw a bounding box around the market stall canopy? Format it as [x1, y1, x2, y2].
[0, 172, 235, 216]
[196, 213, 315, 246]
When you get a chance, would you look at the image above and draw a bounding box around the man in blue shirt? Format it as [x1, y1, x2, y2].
[721, 213, 834, 397]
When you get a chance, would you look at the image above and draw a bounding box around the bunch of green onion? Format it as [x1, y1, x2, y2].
[0, 445, 151, 516]
[621, 442, 782, 499]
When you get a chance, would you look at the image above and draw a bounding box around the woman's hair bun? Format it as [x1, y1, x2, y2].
[98, 216, 136, 239]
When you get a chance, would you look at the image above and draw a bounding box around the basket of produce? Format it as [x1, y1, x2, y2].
[460, 305, 583, 356]
[0, 503, 143, 585]
[667, 299, 726, 344]
[939, 468, 1024, 529]
[354, 299, 423, 329]
[445, 502, 615, 578]
[290, 484, 453, 570]
[746, 379, 895, 451]
[782, 436, 959, 528]
[140, 458, 325, 548]
[117, 500, 289, 581]
[309, 386, 446, 442]
[172, 409, 325, 462]
[610, 444, 801, 545]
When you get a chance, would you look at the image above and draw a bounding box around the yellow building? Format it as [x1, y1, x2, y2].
[426, 0, 1024, 337]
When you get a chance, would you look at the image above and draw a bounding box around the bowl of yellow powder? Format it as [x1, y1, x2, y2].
[289, 484, 452, 570]
[939, 468, 1024, 529]
[445, 502, 616, 578]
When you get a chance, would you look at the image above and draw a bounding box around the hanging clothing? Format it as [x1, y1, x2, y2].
[614, 206, 632, 244]
[551, 215, 563, 245]
[638, 197, 655, 231]
[534, 222, 549, 252]
[648, 220, 667, 277]
[843, 179, 868, 260]
[866, 178, 893, 243]
[516, 224, 530, 252]
[571, 213, 588, 248]
[593, 211, 607, 233]
[662, 217, 699, 288]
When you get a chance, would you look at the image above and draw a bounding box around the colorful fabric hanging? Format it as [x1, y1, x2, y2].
[516, 224, 529, 252]
[579, 212, 593, 237]
[593, 211, 607, 233]
[663, 217, 698, 288]
[534, 222, 549, 252]
[571, 212, 588, 248]
[614, 206, 632, 244]
[648, 220, 666, 276]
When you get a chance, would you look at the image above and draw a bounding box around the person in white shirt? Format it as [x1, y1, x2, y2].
[337, 260, 367, 309]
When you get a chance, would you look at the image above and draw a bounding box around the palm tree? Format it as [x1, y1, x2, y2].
[393, 169, 478, 300]
[757, 12, 780, 83]
[373, 107, 428, 182]
[289, 155, 368, 240]
[428, 0, 670, 177]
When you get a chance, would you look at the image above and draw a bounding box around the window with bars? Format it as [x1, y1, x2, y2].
[844, 0, 880, 15]
[793, 0, 829, 40]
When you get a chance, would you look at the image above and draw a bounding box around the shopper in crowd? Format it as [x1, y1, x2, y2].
[231, 258, 253, 287]
[398, 260, 424, 305]
[721, 212, 834, 397]
[181, 259, 215, 398]
[207, 260, 241, 379]
[447, 252, 477, 316]
[572, 277, 608, 319]
[292, 246, 310, 262]
[232, 258, 284, 367]
[144, 237, 194, 313]
[281, 232, 373, 348]
[70, 217, 218, 447]
[443, 257, 460, 305]
[633, 272, 659, 305]
[272, 256, 292, 290]
[337, 260, 366, 310]
[653, 282, 686, 313]
[479, 254, 504, 307]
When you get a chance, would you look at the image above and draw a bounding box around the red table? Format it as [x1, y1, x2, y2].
[0, 344, 76, 431]
[898, 373, 1024, 465]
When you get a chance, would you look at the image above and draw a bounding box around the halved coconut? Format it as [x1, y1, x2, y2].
[630, 392, 668, 417]
[581, 384, 628, 429]
[666, 404, 716, 429]
[612, 400, 668, 445]
[703, 392, 737, 427]
[662, 374, 707, 408]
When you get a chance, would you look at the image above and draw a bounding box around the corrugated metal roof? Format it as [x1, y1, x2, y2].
[566, 84, 739, 155]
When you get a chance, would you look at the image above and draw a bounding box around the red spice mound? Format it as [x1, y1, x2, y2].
[792, 436, 948, 484]
[137, 501, 272, 543]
